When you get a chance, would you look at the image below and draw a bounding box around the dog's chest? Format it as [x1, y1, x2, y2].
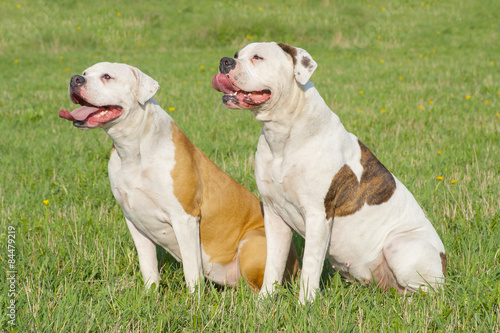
[257, 155, 308, 234]
[108, 151, 184, 249]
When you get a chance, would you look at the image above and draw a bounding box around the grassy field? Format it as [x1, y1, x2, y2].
[1, 0, 499, 331]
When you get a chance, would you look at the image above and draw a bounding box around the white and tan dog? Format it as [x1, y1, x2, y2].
[59, 62, 297, 292]
[212, 42, 446, 303]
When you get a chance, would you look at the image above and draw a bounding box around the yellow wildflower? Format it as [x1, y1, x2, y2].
[43, 200, 50, 206]
[436, 176, 444, 180]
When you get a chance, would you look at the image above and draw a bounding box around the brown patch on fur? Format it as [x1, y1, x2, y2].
[324, 140, 396, 219]
[440, 252, 447, 276]
[278, 43, 297, 66]
[170, 121, 298, 281]
[301, 56, 311, 69]
[371, 256, 405, 293]
[110, 144, 116, 157]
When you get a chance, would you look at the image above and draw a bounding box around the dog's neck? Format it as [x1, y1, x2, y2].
[103, 99, 169, 162]
[255, 82, 336, 156]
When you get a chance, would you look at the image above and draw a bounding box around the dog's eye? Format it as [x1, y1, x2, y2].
[234, 52, 239, 59]
[82, 71, 87, 76]
[253, 54, 263, 61]
[102, 74, 111, 80]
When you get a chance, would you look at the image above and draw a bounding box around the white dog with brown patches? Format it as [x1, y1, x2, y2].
[212, 42, 446, 303]
[59, 62, 297, 293]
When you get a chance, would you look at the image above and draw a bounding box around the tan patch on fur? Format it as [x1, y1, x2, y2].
[440, 252, 447, 276]
[110, 144, 116, 157]
[324, 140, 396, 219]
[170, 123, 203, 217]
[170, 122, 298, 280]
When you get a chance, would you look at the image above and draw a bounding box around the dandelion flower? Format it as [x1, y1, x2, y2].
[380, 59, 384, 63]
[418, 105, 423, 110]
[117, 13, 121, 17]
[496, 113, 499, 117]
[259, 7, 263, 11]
[246, 34, 253, 40]
[490, 61, 494, 65]
[200, 65, 204, 69]
[17, 4, 20, 8]
[77, 26, 81, 30]
[15, 59, 19, 63]
[399, 77, 403, 80]
[465, 95, 470, 99]
[381, 109, 386, 113]
[436, 176, 444, 180]
[437, 150, 442, 155]
[169, 107, 175, 112]
[43, 200, 50, 206]
[485, 100, 489, 105]
[183, 80, 187, 84]
[451, 180, 457, 184]
[359, 90, 363, 95]
[60, 56, 63, 60]
[429, 100, 434, 104]
[359, 110, 363, 113]
[377, 35, 382, 40]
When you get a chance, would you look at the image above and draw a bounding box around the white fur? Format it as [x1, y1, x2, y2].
[221, 43, 446, 303]
[73, 62, 241, 292]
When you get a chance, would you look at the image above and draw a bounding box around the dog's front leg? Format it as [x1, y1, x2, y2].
[259, 205, 294, 299]
[171, 215, 204, 294]
[126, 218, 160, 288]
[299, 214, 332, 304]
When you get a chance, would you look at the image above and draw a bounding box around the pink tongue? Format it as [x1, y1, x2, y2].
[212, 74, 236, 94]
[59, 105, 101, 121]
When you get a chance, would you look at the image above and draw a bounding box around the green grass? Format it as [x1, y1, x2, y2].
[1, 0, 499, 331]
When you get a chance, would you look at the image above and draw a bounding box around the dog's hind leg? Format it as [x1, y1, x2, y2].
[380, 233, 446, 293]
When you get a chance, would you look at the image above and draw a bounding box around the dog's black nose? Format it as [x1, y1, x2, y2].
[70, 75, 86, 88]
[219, 57, 236, 74]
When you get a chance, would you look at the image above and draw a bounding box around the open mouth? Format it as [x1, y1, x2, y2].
[212, 74, 271, 108]
[59, 93, 123, 128]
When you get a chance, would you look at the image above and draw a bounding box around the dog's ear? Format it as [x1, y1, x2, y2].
[129, 66, 160, 105]
[278, 43, 317, 85]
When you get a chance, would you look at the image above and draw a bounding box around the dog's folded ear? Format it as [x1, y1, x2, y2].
[129, 66, 160, 105]
[278, 43, 318, 85]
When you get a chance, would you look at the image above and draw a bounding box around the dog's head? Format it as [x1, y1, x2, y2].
[59, 62, 159, 129]
[212, 42, 317, 110]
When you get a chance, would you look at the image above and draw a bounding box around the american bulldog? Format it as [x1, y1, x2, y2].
[59, 62, 298, 293]
[212, 42, 446, 303]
